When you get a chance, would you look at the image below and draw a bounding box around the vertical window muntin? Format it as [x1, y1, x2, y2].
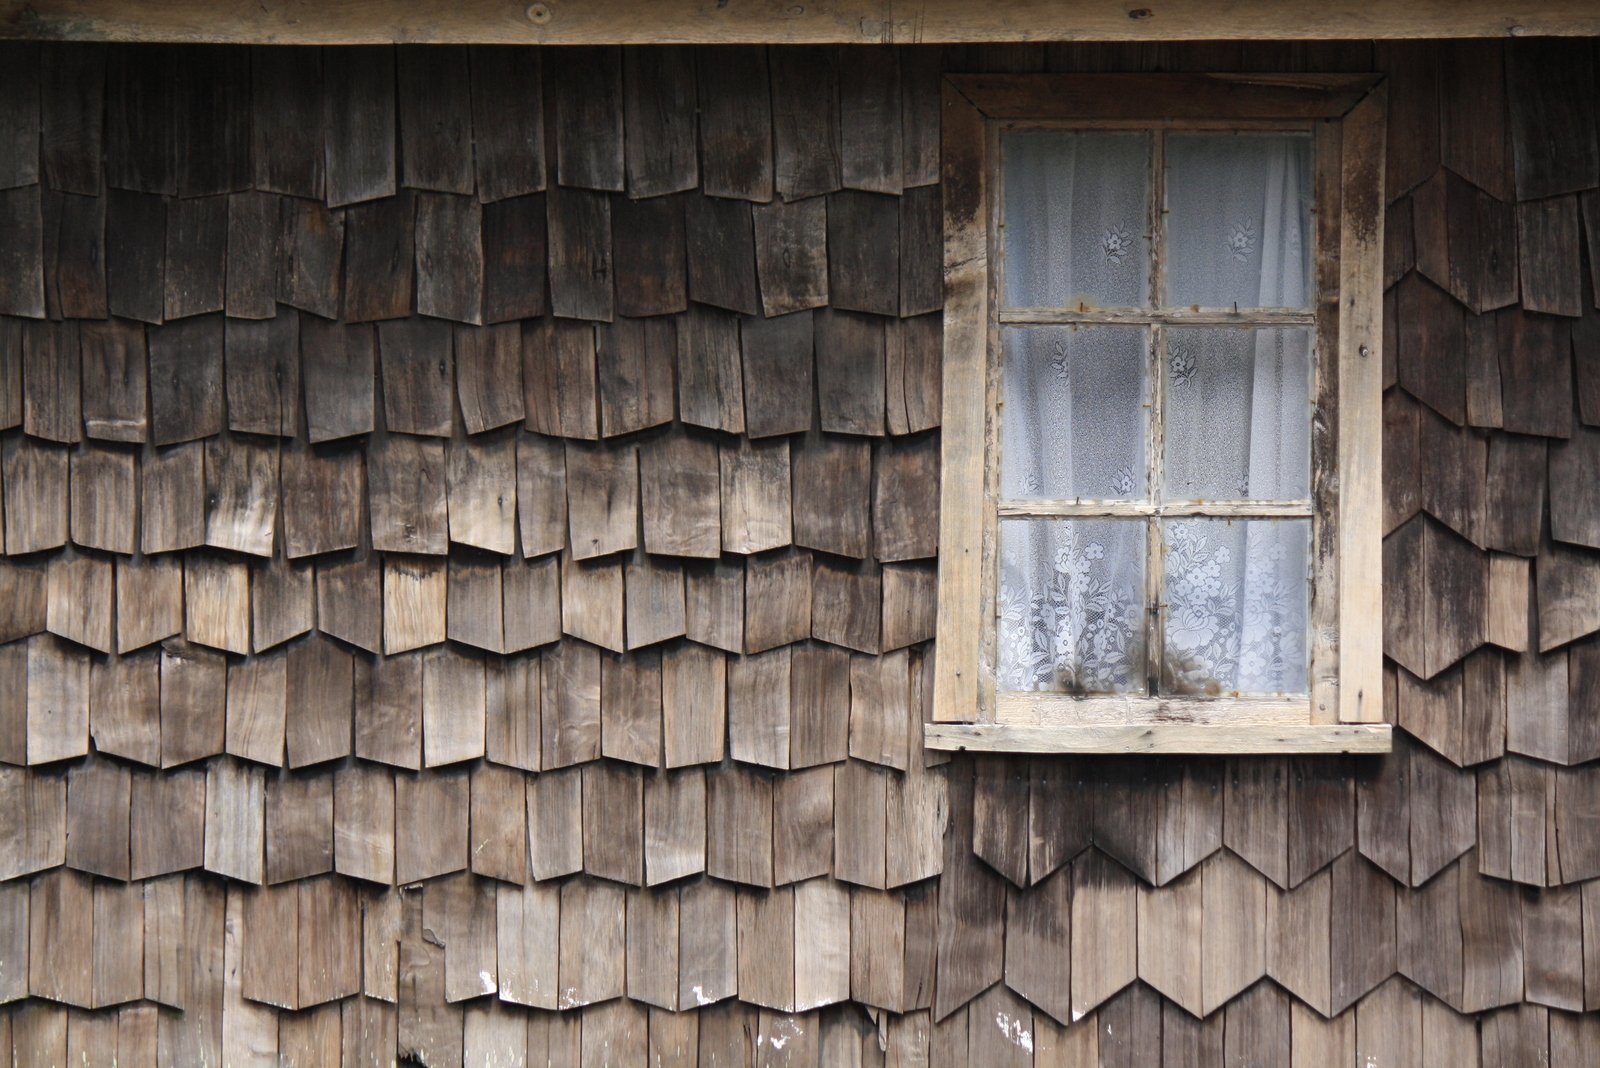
[995, 123, 1318, 700]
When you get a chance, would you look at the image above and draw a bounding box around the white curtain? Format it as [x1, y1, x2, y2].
[997, 131, 1312, 696]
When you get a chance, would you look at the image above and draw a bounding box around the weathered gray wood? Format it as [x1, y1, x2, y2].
[613, 192, 688, 318]
[1411, 168, 1519, 315]
[640, 432, 721, 559]
[541, 640, 603, 768]
[677, 305, 744, 434]
[324, 46, 396, 207]
[45, 552, 113, 654]
[523, 317, 599, 439]
[771, 46, 842, 201]
[1498, 307, 1573, 440]
[184, 555, 250, 655]
[753, 198, 828, 317]
[840, 47, 904, 194]
[69, 446, 137, 554]
[264, 771, 333, 883]
[2, 436, 67, 555]
[685, 193, 761, 316]
[697, 46, 773, 202]
[622, 48, 696, 198]
[224, 313, 300, 436]
[383, 556, 447, 654]
[561, 552, 624, 652]
[829, 190, 900, 316]
[596, 316, 675, 438]
[686, 559, 745, 654]
[20, 319, 80, 443]
[357, 652, 422, 770]
[40, 42, 103, 196]
[470, 46, 544, 203]
[300, 319, 376, 443]
[601, 649, 661, 767]
[741, 310, 814, 439]
[483, 193, 547, 323]
[1506, 37, 1599, 200]
[446, 434, 518, 556]
[281, 444, 362, 560]
[517, 433, 568, 558]
[397, 45, 474, 194]
[79, 318, 147, 442]
[415, 193, 484, 324]
[720, 437, 792, 555]
[503, 555, 562, 652]
[379, 317, 454, 437]
[203, 437, 278, 558]
[147, 314, 224, 445]
[565, 440, 638, 561]
[813, 558, 881, 655]
[316, 557, 382, 654]
[814, 308, 885, 436]
[224, 191, 278, 319]
[454, 323, 524, 435]
[394, 765, 469, 883]
[551, 46, 624, 191]
[250, 45, 323, 198]
[285, 635, 354, 768]
[162, 194, 227, 320]
[1518, 195, 1583, 318]
[547, 186, 614, 321]
[277, 195, 344, 320]
[89, 651, 160, 766]
[874, 433, 940, 561]
[341, 194, 413, 322]
[369, 434, 448, 555]
[626, 553, 686, 649]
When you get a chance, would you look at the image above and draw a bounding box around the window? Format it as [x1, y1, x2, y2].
[928, 74, 1392, 754]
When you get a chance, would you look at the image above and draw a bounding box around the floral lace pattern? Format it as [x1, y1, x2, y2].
[999, 520, 1144, 694]
[1163, 519, 1308, 694]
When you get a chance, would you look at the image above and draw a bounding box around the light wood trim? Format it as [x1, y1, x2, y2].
[1000, 308, 1318, 325]
[999, 500, 1313, 518]
[931, 81, 990, 724]
[998, 694, 1310, 727]
[1334, 85, 1386, 723]
[1308, 118, 1343, 724]
[926, 722, 1392, 754]
[951, 74, 1381, 122]
[17, 3, 1592, 45]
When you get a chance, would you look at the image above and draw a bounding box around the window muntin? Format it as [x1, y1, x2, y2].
[995, 127, 1318, 702]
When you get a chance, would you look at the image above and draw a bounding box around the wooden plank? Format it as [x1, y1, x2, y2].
[370, 434, 448, 555]
[29, 868, 93, 1007]
[40, 41, 103, 195]
[813, 558, 881, 654]
[1486, 432, 1546, 557]
[324, 45, 395, 206]
[840, 47, 903, 194]
[1439, 38, 1514, 201]
[528, 764, 583, 880]
[613, 192, 688, 317]
[342, 193, 414, 322]
[23, 634, 89, 764]
[622, 48, 696, 198]
[829, 191, 900, 318]
[697, 46, 773, 202]
[265, 771, 333, 883]
[547, 185, 614, 321]
[1550, 426, 1600, 550]
[90, 882, 144, 1006]
[927, 722, 1393, 753]
[626, 553, 687, 649]
[1395, 272, 1465, 426]
[483, 193, 548, 322]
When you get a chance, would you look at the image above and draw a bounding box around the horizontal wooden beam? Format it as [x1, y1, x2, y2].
[925, 722, 1393, 754]
[3, 0, 1598, 44]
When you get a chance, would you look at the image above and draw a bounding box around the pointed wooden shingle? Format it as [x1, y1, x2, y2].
[1411, 168, 1519, 315]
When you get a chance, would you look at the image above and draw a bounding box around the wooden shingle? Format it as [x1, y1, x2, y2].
[596, 316, 676, 438]
[612, 192, 689, 318]
[224, 191, 278, 319]
[324, 46, 396, 208]
[741, 310, 814, 439]
[482, 193, 548, 323]
[686, 193, 761, 316]
[547, 186, 614, 322]
[104, 188, 165, 323]
[523, 317, 599, 439]
[21, 318, 80, 443]
[147, 314, 224, 445]
[447, 434, 518, 556]
[470, 47, 545, 204]
[300, 319, 377, 443]
[677, 305, 745, 434]
[697, 46, 773, 203]
[416, 193, 485, 324]
[203, 437, 278, 558]
[40, 42, 104, 196]
[277, 195, 345, 320]
[250, 46, 324, 199]
[79, 318, 148, 442]
[621, 49, 697, 199]
[771, 46, 843, 202]
[224, 313, 301, 437]
[1506, 38, 1599, 200]
[369, 435, 448, 556]
[162, 195, 227, 321]
[343, 194, 415, 323]
[828, 191, 900, 316]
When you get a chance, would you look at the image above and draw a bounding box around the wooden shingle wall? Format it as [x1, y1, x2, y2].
[0, 36, 1597, 1067]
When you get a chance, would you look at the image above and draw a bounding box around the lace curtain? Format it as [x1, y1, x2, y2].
[997, 131, 1313, 696]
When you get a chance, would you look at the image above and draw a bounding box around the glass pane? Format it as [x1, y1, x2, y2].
[1002, 131, 1152, 310]
[1164, 133, 1313, 310]
[1000, 326, 1147, 501]
[1163, 327, 1312, 501]
[1162, 518, 1309, 695]
[999, 519, 1147, 694]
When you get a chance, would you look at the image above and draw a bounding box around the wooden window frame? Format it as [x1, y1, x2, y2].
[927, 74, 1392, 755]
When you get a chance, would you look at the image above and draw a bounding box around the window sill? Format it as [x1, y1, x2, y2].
[924, 722, 1392, 755]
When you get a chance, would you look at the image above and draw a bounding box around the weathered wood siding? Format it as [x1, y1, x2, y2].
[0, 37, 1595, 1066]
